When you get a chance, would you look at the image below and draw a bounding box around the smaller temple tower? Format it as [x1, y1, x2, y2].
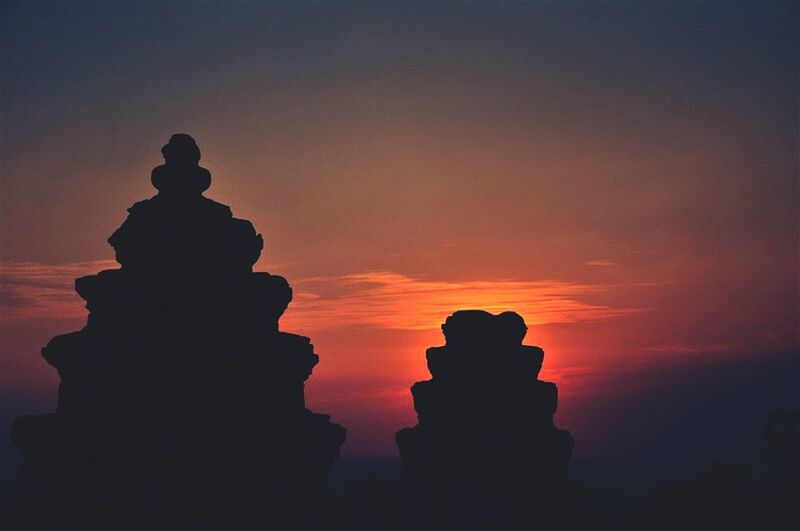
[396, 310, 574, 527]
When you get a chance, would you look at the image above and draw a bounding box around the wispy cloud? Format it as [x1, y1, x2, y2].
[1, 260, 118, 321]
[584, 259, 617, 267]
[284, 271, 644, 331]
[2, 263, 645, 330]
[645, 328, 799, 355]
[645, 342, 744, 355]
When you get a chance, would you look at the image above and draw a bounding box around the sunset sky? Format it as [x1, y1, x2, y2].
[1, 2, 797, 486]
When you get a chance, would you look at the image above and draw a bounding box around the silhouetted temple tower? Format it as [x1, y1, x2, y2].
[396, 310, 574, 527]
[10, 134, 345, 530]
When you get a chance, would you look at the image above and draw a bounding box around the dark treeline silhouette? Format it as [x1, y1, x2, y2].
[6, 135, 798, 531]
[626, 409, 799, 531]
[9, 135, 345, 530]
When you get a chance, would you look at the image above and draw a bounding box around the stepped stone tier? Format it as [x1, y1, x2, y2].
[396, 310, 574, 526]
[10, 134, 346, 530]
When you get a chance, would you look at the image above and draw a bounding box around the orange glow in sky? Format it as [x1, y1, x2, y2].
[2, 3, 797, 466]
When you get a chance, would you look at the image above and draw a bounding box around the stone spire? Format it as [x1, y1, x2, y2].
[10, 135, 346, 530]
